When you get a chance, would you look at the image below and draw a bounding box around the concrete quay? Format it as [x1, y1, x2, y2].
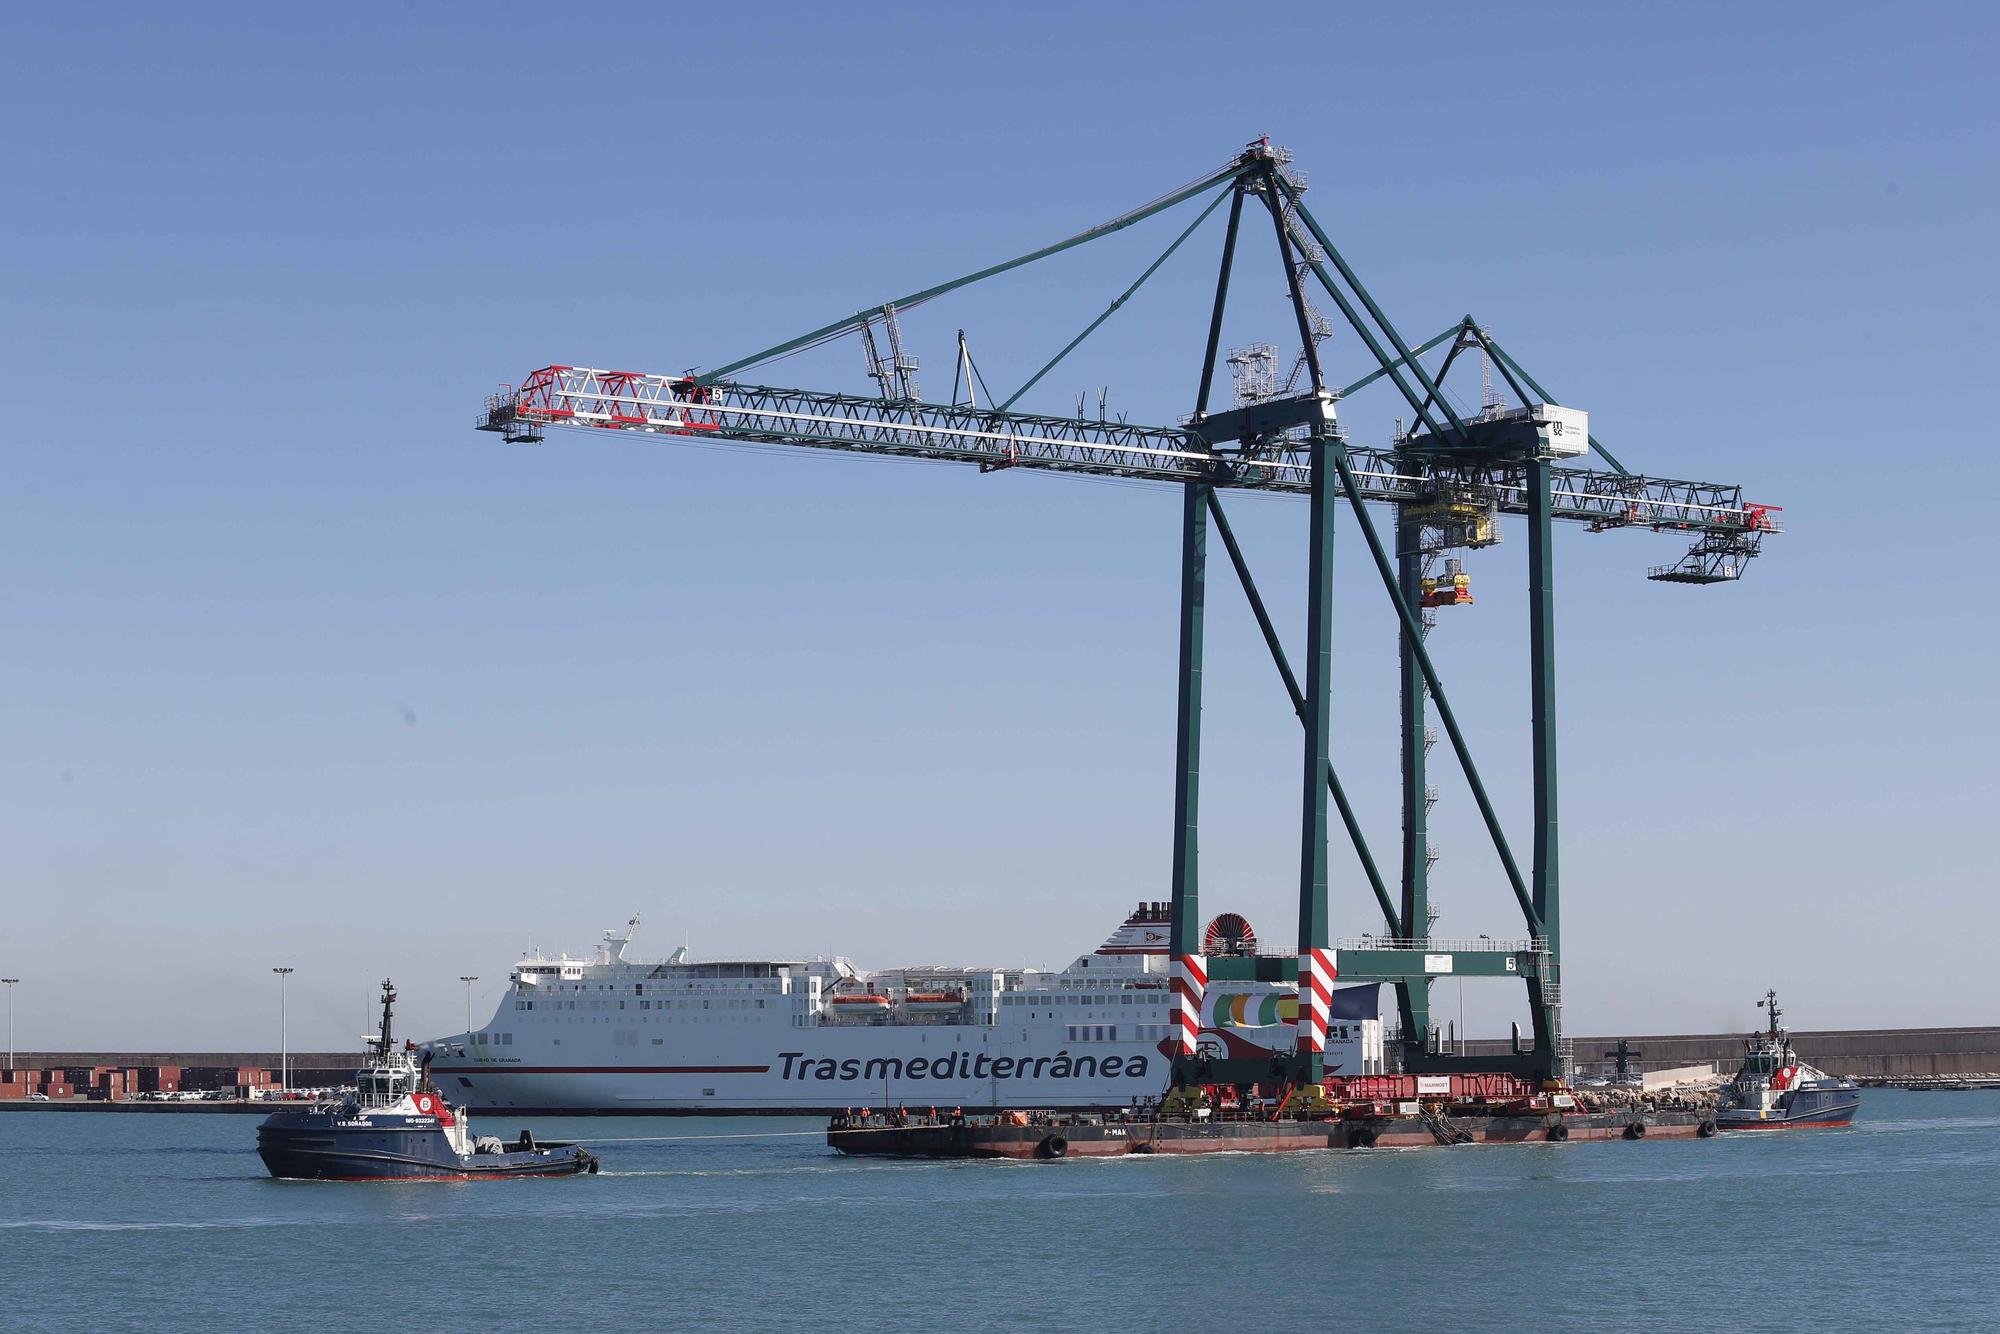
[1461, 1025, 2000, 1080]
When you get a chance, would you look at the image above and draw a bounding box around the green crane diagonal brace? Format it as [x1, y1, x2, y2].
[1251, 199, 1454, 442]
[1479, 334, 1632, 476]
[1206, 492, 1402, 937]
[1276, 182, 1476, 447]
[1337, 323, 1466, 400]
[998, 186, 1233, 412]
[696, 161, 1254, 387]
[1402, 325, 1478, 432]
[1324, 440, 1544, 938]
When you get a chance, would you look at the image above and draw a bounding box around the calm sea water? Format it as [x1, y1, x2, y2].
[1, 1090, 1995, 1332]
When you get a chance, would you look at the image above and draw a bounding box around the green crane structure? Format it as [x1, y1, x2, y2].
[478, 140, 1780, 1088]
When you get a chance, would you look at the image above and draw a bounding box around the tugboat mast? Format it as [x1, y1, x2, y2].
[372, 979, 397, 1058]
[1756, 988, 1792, 1063]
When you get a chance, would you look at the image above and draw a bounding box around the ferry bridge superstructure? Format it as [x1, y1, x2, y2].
[477, 140, 1780, 1087]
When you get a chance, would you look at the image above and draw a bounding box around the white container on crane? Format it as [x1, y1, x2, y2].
[1531, 403, 1590, 458]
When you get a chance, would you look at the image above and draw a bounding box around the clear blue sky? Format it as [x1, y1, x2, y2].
[4, 2, 1995, 1049]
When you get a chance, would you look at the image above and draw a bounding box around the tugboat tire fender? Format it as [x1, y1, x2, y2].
[1354, 1127, 1378, 1149]
[1546, 1122, 1569, 1142]
[1624, 1121, 1647, 1140]
[1037, 1134, 1069, 1160]
[1697, 1119, 1718, 1138]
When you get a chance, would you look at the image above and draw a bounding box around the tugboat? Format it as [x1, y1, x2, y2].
[1716, 991, 1860, 1131]
[258, 979, 599, 1180]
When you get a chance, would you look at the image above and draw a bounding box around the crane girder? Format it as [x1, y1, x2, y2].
[479, 364, 1778, 541]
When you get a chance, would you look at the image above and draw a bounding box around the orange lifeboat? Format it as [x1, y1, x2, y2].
[828, 992, 893, 1017]
[899, 991, 967, 1015]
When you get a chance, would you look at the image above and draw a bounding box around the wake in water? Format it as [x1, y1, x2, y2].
[0, 1217, 326, 1233]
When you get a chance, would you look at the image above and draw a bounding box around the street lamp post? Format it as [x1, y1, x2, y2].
[272, 967, 294, 1091]
[460, 976, 479, 1041]
[2, 979, 18, 1072]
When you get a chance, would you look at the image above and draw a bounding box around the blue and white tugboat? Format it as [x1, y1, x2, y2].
[1716, 991, 1860, 1131]
[258, 979, 598, 1180]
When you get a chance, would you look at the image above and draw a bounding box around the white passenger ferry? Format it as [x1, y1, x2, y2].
[423, 905, 1383, 1113]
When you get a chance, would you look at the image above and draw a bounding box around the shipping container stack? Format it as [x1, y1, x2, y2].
[137, 1066, 182, 1095]
[234, 1066, 277, 1100]
[0, 1068, 40, 1100]
[184, 1066, 229, 1093]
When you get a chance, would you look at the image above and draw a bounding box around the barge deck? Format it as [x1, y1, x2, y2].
[830, 1108, 1716, 1159]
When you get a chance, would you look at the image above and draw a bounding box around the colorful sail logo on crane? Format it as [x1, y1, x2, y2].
[1203, 991, 1299, 1029]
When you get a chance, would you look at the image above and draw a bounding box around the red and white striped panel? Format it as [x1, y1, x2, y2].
[1296, 948, 1337, 1053]
[1171, 954, 1207, 1056]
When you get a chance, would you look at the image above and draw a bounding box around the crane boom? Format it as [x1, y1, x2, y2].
[480, 364, 1781, 545]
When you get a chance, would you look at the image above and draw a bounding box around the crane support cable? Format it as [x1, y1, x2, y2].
[996, 184, 1234, 412]
[696, 159, 1255, 387]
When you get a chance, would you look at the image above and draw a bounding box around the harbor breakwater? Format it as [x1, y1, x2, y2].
[1462, 1024, 2000, 1080]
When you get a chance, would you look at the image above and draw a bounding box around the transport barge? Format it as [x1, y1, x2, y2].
[829, 1069, 1720, 1160]
[830, 1106, 1715, 1159]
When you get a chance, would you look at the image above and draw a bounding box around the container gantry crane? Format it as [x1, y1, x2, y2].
[477, 139, 1781, 1088]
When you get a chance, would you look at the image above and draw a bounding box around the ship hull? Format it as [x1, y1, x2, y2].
[428, 1046, 1169, 1115]
[1716, 1085, 1860, 1131]
[1716, 1104, 1859, 1131]
[433, 1023, 1217, 1114]
[428, 1030, 1367, 1115]
[257, 1113, 596, 1180]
